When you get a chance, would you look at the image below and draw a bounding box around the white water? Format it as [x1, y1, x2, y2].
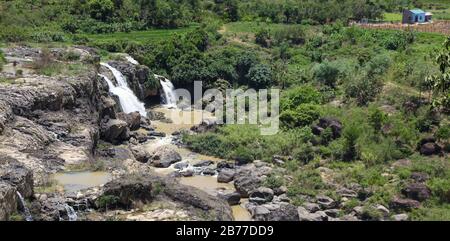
[125, 56, 139, 65]
[64, 204, 78, 221]
[157, 75, 177, 108]
[99, 63, 147, 117]
[16, 191, 33, 221]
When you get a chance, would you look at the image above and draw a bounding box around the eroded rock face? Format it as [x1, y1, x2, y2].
[0, 181, 17, 221]
[149, 146, 182, 168]
[0, 156, 33, 198]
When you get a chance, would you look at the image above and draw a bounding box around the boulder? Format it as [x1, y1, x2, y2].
[316, 195, 336, 209]
[420, 142, 442, 156]
[392, 213, 409, 221]
[217, 169, 235, 183]
[0, 181, 17, 221]
[217, 192, 241, 205]
[401, 183, 431, 201]
[117, 112, 141, 131]
[100, 119, 130, 143]
[303, 202, 320, 213]
[193, 160, 214, 167]
[102, 175, 154, 208]
[173, 162, 189, 170]
[273, 186, 287, 196]
[249, 187, 274, 204]
[180, 169, 194, 177]
[0, 156, 34, 198]
[250, 202, 299, 221]
[410, 172, 429, 183]
[130, 146, 150, 163]
[234, 173, 263, 198]
[217, 161, 235, 169]
[297, 207, 327, 221]
[390, 197, 420, 211]
[202, 168, 216, 176]
[99, 96, 117, 119]
[149, 146, 182, 168]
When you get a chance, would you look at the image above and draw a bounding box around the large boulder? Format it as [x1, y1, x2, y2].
[102, 175, 154, 208]
[249, 202, 299, 221]
[130, 146, 150, 163]
[117, 112, 141, 131]
[234, 173, 263, 198]
[249, 187, 274, 204]
[163, 179, 233, 221]
[217, 191, 241, 205]
[149, 146, 182, 168]
[390, 197, 420, 211]
[401, 183, 431, 201]
[217, 168, 235, 183]
[0, 181, 17, 221]
[420, 142, 442, 156]
[0, 156, 33, 198]
[297, 206, 328, 221]
[100, 119, 130, 143]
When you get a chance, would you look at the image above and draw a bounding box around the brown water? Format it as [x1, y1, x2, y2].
[147, 107, 252, 220]
[53, 171, 111, 193]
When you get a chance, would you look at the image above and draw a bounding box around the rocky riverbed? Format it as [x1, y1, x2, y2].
[0, 45, 420, 222]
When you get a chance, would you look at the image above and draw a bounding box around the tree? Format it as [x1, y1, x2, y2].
[246, 64, 273, 88]
[425, 36, 450, 110]
[87, 0, 114, 21]
[369, 107, 386, 134]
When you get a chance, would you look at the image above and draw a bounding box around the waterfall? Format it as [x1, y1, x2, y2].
[16, 191, 33, 221]
[125, 56, 139, 65]
[99, 63, 147, 117]
[64, 204, 78, 221]
[157, 75, 177, 108]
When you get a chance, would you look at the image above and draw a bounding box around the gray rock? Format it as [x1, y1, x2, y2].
[102, 175, 154, 208]
[401, 183, 431, 201]
[273, 186, 287, 195]
[193, 160, 214, 167]
[392, 213, 408, 221]
[202, 168, 216, 176]
[251, 202, 299, 221]
[217, 192, 241, 205]
[249, 187, 274, 204]
[375, 204, 390, 217]
[173, 162, 189, 170]
[130, 146, 150, 163]
[100, 119, 130, 143]
[234, 170, 263, 198]
[150, 146, 182, 168]
[316, 195, 336, 209]
[303, 202, 320, 213]
[297, 207, 325, 221]
[0, 156, 34, 198]
[0, 181, 17, 221]
[117, 112, 141, 131]
[390, 197, 420, 211]
[217, 169, 235, 183]
[180, 169, 194, 177]
[324, 209, 340, 218]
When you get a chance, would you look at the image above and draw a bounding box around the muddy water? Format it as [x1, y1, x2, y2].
[148, 107, 252, 221]
[53, 171, 111, 193]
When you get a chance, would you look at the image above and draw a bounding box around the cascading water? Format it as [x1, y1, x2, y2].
[99, 63, 147, 116]
[16, 191, 33, 221]
[64, 204, 78, 221]
[157, 75, 177, 108]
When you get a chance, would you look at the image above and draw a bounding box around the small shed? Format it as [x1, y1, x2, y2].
[425, 12, 433, 22]
[402, 9, 426, 24]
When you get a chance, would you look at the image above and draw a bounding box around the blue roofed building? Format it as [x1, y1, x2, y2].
[402, 9, 431, 24]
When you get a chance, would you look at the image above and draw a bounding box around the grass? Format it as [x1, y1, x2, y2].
[84, 25, 199, 44]
[383, 13, 403, 22]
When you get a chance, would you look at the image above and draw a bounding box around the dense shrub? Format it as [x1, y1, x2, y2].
[280, 104, 320, 128]
[246, 64, 273, 88]
[313, 62, 340, 88]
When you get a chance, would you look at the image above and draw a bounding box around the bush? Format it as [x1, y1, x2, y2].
[255, 28, 271, 47]
[0, 50, 5, 71]
[62, 51, 81, 61]
[30, 31, 66, 43]
[427, 178, 450, 203]
[280, 104, 320, 128]
[281, 85, 322, 111]
[313, 62, 340, 88]
[0, 26, 28, 42]
[95, 195, 119, 211]
[246, 64, 273, 88]
[292, 142, 315, 164]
